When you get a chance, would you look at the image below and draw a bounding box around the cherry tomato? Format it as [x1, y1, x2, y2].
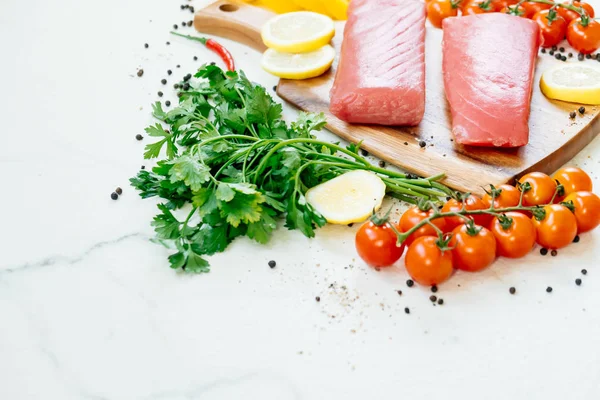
[557, 1, 595, 24]
[404, 236, 454, 286]
[490, 212, 537, 258]
[519, 172, 557, 206]
[355, 221, 404, 267]
[564, 191, 600, 233]
[482, 184, 522, 209]
[399, 206, 447, 246]
[532, 204, 578, 249]
[567, 18, 600, 54]
[463, 0, 494, 15]
[501, 4, 526, 16]
[552, 167, 593, 199]
[427, 0, 459, 28]
[522, 1, 552, 18]
[449, 224, 497, 272]
[533, 10, 568, 48]
[442, 195, 491, 231]
[492, 0, 518, 12]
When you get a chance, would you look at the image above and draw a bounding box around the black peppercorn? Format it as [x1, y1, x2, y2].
[552, 45, 557, 51]
[173, 24, 178, 29]
[551, 250, 558, 257]
[136, 69, 144, 77]
[141, 165, 146, 170]
[378, 160, 386, 168]
[406, 279, 414, 287]
[419, 140, 426, 148]
[582, 269, 588, 275]
[404, 307, 410, 314]
[431, 285, 438, 293]
[115, 187, 123, 195]
[575, 278, 582, 286]
[541, 48, 546, 53]
[144, 43, 149, 48]
[183, 83, 190, 91]
[315, 296, 321, 302]
[546, 286, 553, 293]
[579, 106, 586, 114]
[161, 79, 167, 85]
[561, 55, 567, 62]
[174, 83, 179, 89]
[437, 298, 444, 305]
[568, 52, 573, 58]
[136, 134, 143, 141]
[540, 248, 548, 256]
[158, 91, 163, 97]
[573, 235, 580, 243]
[429, 295, 437, 302]
[167, 69, 172, 75]
[570, 111, 577, 119]
[559, 47, 565, 52]
[193, 56, 198, 61]
[587, 54, 592, 59]
[549, 50, 555, 56]
[361, 149, 369, 156]
[509, 287, 516, 295]
[189, 6, 194, 13]
[188, 21, 193, 27]
[268, 260, 276, 268]
[579, 53, 585, 61]
[555, 53, 561, 60]
[165, 100, 171, 107]
[397, 290, 402, 296]
[110, 192, 119, 200]
[177, 64, 181, 68]
[166, 41, 170, 45]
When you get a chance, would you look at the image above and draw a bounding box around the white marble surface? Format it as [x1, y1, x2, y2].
[1, 0, 600, 398]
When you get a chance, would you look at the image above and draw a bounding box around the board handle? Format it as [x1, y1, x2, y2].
[193, 0, 275, 52]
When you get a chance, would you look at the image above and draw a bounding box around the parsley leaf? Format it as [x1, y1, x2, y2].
[168, 155, 211, 191]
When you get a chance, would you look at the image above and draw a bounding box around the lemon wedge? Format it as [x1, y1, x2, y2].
[541, 64, 600, 105]
[305, 170, 387, 225]
[261, 44, 335, 79]
[261, 11, 335, 53]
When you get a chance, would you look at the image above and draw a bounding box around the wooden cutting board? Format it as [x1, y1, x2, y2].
[194, 0, 600, 194]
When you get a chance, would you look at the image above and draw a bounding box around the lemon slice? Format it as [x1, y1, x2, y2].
[261, 11, 335, 53]
[306, 170, 386, 225]
[261, 44, 335, 79]
[541, 64, 600, 105]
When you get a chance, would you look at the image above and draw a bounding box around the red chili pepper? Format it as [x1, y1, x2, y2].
[171, 32, 235, 71]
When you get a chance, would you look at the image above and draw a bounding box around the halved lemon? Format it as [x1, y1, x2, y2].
[323, 0, 349, 20]
[261, 11, 335, 53]
[305, 170, 386, 225]
[540, 64, 600, 105]
[261, 44, 335, 79]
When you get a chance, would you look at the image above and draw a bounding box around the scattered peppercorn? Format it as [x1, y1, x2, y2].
[378, 160, 386, 168]
[110, 192, 119, 200]
[136, 69, 144, 77]
[161, 79, 167, 85]
[570, 111, 577, 119]
[315, 296, 320, 302]
[551, 250, 558, 257]
[546, 286, 553, 293]
[406, 279, 414, 287]
[579, 53, 585, 61]
[561, 55, 567, 62]
[182, 21, 186, 26]
[587, 54, 592, 59]
[183, 83, 190, 91]
[180, 4, 185, 9]
[144, 43, 149, 49]
[166, 41, 170, 45]
[541, 48, 546, 53]
[361, 149, 369, 156]
[397, 290, 402, 296]
[404, 307, 410, 314]
[509, 287, 516, 294]
[429, 295, 437, 302]
[552, 45, 557, 51]
[559, 47, 565, 52]
[193, 56, 198, 61]
[136, 134, 143, 141]
[431, 285, 438, 293]
[184, 73, 192, 81]
[579, 106, 586, 114]
[173, 24, 178, 29]
[555, 53, 561, 60]
[165, 100, 171, 107]
[568, 52, 573, 58]
[582, 269, 588, 275]
[176, 64, 181, 68]
[189, 6, 195, 13]
[268, 260, 276, 268]
[167, 69, 172, 75]
[419, 140, 426, 148]
[210, 62, 216, 66]
[174, 83, 179, 89]
[573, 235, 580, 243]
[540, 248, 548, 256]
[347, 223, 354, 227]
[407, 173, 419, 179]
[187, 21, 193, 27]
[437, 298, 444, 305]
[549, 50, 555, 56]
[141, 165, 146, 170]
[575, 278, 582, 286]
[115, 187, 123, 195]
[158, 91, 163, 97]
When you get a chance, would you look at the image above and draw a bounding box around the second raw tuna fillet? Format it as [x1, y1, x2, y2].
[442, 14, 540, 147]
[329, 0, 426, 126]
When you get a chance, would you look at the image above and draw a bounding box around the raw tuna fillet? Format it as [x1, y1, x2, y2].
[442, 14, 540, 147]
[329, 0, 426, 126]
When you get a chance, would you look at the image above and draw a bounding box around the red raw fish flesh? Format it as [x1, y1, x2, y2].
[329, 0, 426, 126]
[442, 14, 540, 147]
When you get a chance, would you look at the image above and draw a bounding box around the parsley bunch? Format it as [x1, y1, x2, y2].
[131, 65, 452, 272]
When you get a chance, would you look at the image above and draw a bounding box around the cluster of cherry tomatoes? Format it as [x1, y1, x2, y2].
[355, 167, 600, 287]
[427, 0, 600, 54]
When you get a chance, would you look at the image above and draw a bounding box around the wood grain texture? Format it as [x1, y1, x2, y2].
[196, 0, 600, 194]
